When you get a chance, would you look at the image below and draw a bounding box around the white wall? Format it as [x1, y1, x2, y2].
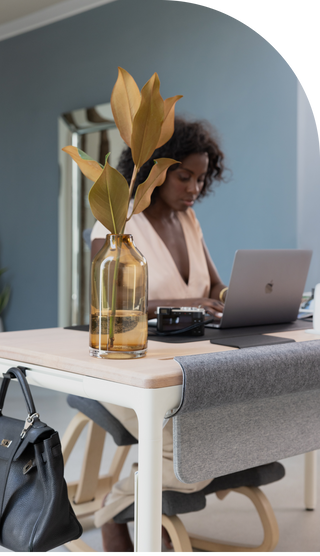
[297, 82, 320, 291]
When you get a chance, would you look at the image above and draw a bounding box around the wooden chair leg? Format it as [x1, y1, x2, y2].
[162, 514, 193, 552]
[61, 412, 132, 552]
[189, 486, 279, 552]
[62, 413, 108, 509]
[73, 420, 106, 504]
[61, 411, 91, 464]
[109, 444, 131, 486]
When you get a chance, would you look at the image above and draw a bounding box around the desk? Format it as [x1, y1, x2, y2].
[0, 327, 319, 551]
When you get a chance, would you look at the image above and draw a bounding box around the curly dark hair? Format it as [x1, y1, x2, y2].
[117, 118, 226, 202]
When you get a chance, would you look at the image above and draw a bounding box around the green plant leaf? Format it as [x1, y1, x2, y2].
[130, 158, 179, 216]
[131, 73, 164, 169]
[111, 67, 141, 148]
[62, 146, 103, 182]
[88, 155, 130, 234]
[156, 95, 183, 149]
[0, 285, 10, 314]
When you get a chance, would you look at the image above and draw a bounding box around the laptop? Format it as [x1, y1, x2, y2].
[208, 249, 312, 329]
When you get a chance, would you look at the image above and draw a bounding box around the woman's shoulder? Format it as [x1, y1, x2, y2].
[179, 208, 203, 237]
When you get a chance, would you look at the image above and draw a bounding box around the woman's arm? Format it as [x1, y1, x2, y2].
[202, 240, 228, 302]
[91, 238, 106, 261]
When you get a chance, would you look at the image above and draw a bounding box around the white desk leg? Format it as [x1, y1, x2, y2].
[305, 450, 317, 510]
[134, 386, 181, 552]
[83, 376, 181, 552]
[136, 396, 163, 551]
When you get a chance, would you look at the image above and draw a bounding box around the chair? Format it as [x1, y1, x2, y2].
[61, 394, 283, 552]
[61, 395, 137, 552]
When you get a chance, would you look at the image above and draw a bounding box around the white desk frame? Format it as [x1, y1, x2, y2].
[0, 335, 318, 552]
[0, 357, 181, 552]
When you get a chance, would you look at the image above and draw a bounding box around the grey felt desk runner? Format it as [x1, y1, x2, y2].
[172, 340, 320, 483]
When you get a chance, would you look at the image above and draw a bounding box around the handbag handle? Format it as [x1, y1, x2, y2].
[0, 366, 37, 416]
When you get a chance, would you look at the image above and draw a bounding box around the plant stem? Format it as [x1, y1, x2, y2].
[108, 235, 123, 348]
[128, 165, 138, 199]
[124, 165, 139, 226]
[108, 165, 139, 348]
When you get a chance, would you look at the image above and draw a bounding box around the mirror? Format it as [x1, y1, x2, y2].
[58, 103, 126, 327]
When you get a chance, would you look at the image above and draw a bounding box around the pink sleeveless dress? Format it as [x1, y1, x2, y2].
[91, 207, 210, 300]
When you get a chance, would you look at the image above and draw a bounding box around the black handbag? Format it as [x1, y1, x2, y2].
[0, 366, 83, 552]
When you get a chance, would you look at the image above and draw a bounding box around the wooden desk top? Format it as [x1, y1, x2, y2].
[0, 327, 319, 389]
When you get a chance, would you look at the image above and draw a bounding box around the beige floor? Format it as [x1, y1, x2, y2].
[1, 380, 320, 552]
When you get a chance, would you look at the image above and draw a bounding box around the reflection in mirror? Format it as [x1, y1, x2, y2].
[58, 103, 126, 327]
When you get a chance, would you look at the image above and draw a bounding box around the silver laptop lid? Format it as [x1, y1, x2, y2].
[219, 249, 312, 328]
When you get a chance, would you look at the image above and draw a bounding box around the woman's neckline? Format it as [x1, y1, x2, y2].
[141, 209, 191, 286]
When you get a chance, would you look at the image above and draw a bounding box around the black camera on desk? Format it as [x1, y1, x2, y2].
[156, 307, 205, 336]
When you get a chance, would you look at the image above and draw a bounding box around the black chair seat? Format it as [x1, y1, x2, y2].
[114, 462, 285, 523]
[203, 461, 285, 495]
[67, 394, 137, 446]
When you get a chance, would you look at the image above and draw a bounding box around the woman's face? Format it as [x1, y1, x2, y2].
[157, 152, 209, 212]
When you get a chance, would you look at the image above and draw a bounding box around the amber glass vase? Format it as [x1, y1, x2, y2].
[89, 234, 148, 359]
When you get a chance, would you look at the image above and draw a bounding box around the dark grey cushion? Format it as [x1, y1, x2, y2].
[202, 461, 285, 495]
[67, 394, 137, 446]
[113, 462, 285, 523]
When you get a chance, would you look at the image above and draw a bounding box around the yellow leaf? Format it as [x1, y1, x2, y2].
[130, 158, 179, 216]
[110, 67, 141, 148]
[131, 73, 164, 169]
[62, 146, 103, 182]
[88, 156, 129, 234]
[156, 95, 183, 149]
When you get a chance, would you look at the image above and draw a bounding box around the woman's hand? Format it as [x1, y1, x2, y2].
[196, 298, 224, 318]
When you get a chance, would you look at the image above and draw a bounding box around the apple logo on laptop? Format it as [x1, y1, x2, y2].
[265, 280, 274, 294]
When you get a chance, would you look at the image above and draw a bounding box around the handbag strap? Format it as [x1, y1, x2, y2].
[0, 367, 36, 416]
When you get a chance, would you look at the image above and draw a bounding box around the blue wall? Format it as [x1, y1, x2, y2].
[0, 0, 297, 331]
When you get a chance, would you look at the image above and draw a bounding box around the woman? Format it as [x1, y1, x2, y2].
[91, 118, 228, 551]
